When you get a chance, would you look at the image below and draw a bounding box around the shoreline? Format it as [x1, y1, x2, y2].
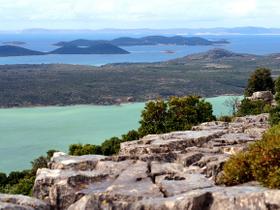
[0, 94, 243, 109]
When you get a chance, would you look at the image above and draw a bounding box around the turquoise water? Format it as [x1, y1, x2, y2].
[0, 96, 241, 173]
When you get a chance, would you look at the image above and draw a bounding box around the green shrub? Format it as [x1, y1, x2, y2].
[122, 130, 141, 141]
[237, 99, 268, 116]
[245, 68, 275, 96]
[275, 76, 280, 103]
[139, 96, 215, 136]
[0, 150, 56, 195]
[218, 152, 253, 186]
[269, 106, 280, 126]
[220, 124, 280, 188]
[69, 144, 102, 156]
[101, 137, 123, 156]
[0, 173, 7, 187]
[218, 116, 234, 122]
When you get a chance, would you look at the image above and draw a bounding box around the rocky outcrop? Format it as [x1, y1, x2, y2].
[247, 91, 274, 103]
[0, 194, 49, 210]
[31, 113, 279, 210]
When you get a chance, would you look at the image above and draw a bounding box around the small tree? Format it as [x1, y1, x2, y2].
[245, 68, 275, 96]
[224, 96, 240, 115]
[275, 76, 280, 102]
[138, 99, 168, 136]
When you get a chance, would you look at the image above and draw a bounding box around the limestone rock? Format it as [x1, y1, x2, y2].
[31, 113, 275, 210]
[248, 91, 274, 102]
[0, 194, 49, 210]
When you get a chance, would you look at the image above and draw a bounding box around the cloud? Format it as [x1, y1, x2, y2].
[0, 0, 278, 29]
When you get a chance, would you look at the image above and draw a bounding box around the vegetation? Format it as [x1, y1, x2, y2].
[0, 150, 56, 195]
[1, 50, 280, 107]
[69, 96, 215, 156]
[54, 36, 226, 47]
[139, 96, 215, 136]
[244, 68, 275, 96]
[237, 99, 270, 116]
[269, 76, 280, 125]
[219, 124, 280, 188]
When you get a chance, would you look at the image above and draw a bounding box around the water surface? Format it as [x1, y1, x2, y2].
[0, 95, 242, 173]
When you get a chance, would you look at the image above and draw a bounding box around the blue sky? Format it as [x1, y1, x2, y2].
[0, 0, 279, 30]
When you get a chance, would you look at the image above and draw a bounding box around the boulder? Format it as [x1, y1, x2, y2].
[0, 194, 49, 210]
[248, 91, 274, 102]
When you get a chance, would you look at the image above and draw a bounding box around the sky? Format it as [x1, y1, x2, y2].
[0, 0, 279, 30]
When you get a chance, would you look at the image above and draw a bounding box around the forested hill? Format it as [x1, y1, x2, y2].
[0, 49, 280, 107]
[54, 36, 229, 47]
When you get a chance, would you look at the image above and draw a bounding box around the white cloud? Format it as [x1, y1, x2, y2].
[0, 0, 278, 29]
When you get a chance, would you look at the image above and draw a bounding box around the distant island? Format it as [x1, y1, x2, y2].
[0, 48, 280, 107]
[54, 36, 229, 47]
[0, 43, 129, 57]
[50, 43, 129, 54]
[2, 41, 26, 45]
[0, 45, 44, 57]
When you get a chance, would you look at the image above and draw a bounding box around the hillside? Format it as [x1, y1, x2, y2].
[0, 49, 280, 107]
[50, 43, 129, 54]
[0, 45, 44, 57]
[54, 36, 229, 47]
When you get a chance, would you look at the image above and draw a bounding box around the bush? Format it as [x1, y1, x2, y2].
[220, 124, 280, 188]
[139, 96, 215, 136]
[218, 116, 234, 122]
[269, 106, 280, 126]
[0, 150, 56, 195]
[245, 68, 275, 96]
[218, 152, 253, 186]
[122, 130, 140, 141]
[275, 76, 280, 103]
[69, 144, 102, 156]
[237, 99, 268, 116]
[138, 99, 168, 136]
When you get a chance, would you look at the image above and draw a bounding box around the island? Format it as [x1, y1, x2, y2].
[54, 36, 229, 47]
[0, 49, 279, 107]
[0, 45, 45, 57]
[50, 42, 129, 54]
[0, 43, 129, 57]
[2, 41, 26, 45]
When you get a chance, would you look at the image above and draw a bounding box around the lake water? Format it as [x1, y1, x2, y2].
[0, 95, 241, 173]
[0, 34, 280, 65]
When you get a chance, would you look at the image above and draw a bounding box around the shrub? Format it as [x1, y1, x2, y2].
[69, 144, 102, 156]
[0, 173, 7, 187]
[139, 96, 215, 136]
[218, 152, 253, 186]
[237, 99, 268, 116]
[0, 150, 56, 195]
[122, 130, 141, 141]
[245, 68, 275, 96]
[138, 99, 168, 136]
[275, 76, 280, 103]
[218, 115, 233, 122]
[101, 137, 123, 156]
[269, 106, 280, 126]
[220, 124, 280, 189]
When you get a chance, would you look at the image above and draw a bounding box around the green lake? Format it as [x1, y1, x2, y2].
[0, 96, 242, 173]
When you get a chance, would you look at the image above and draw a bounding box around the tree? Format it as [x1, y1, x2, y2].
[138, 99, 168, 136]
[224, 96, 241, 115]
[122, 130, 140, 141]
[138, 96, 215, 136]
[245, 68, 275, 96]
[275, 76, 280, 102]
